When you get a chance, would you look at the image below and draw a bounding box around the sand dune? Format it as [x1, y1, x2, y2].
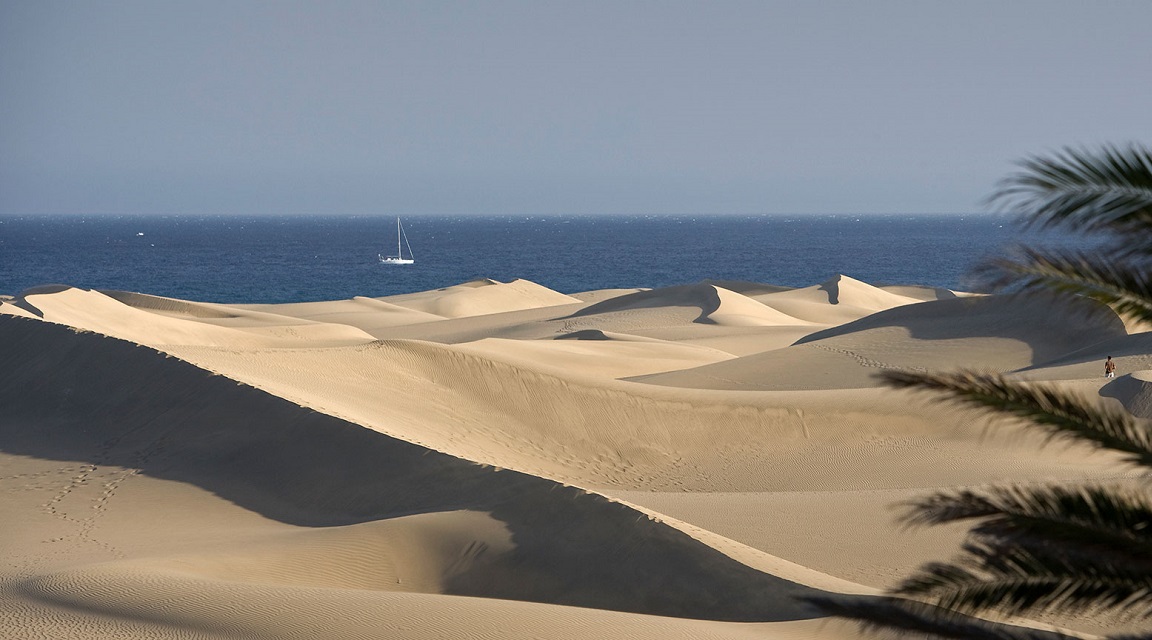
[879, 283, 965, 301]
[0, 316, 853, 636]
[232, 296, 449, 334]
[1, 276, 1138, 639]
[637, 292, 1128, 391]
[750, 274, 925, 325]
[454, 336, 736, 379]
[538, 283, 821, 357]
[384, 278, 581, 318]
[567, 282, 813, 327]
[4, 286, 377, 348]
[1100, 368, 1152, 418]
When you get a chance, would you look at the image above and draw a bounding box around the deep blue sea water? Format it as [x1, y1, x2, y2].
[0, 214, 1072, 304]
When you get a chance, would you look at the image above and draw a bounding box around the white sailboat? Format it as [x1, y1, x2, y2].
[379, 217, 415, 265]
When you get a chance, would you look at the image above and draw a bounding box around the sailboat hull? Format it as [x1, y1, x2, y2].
[379, 255, 414, 265]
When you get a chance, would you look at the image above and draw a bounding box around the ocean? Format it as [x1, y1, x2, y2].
[0, 214, 1071, 304]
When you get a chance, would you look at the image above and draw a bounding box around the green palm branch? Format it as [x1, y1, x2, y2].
[900, 485, 1152, 564]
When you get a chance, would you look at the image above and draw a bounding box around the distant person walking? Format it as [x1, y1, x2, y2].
[1105, 356, 1116, 378]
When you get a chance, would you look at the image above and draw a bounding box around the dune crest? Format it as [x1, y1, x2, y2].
[568, 283, 811, 327]
[1, 315, 854, 632]
[639, 292, 1128, 391]
[0, 276, 1136, 639]
[231, 296, 448, 336]
[453, 335, 735, 379]
[12, 286, 377, 347]
[750, 274, 923, 325]
[1101, 370, 1152, 418]
[385, 278, 581, 318]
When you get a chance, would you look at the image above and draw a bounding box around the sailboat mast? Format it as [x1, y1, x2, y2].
[397, 217, 402, 257]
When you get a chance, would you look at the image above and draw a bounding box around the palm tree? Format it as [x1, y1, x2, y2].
[809, 144, 1152, 639]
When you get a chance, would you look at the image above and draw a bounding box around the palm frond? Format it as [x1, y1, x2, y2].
[879, 370, 1152, 469]
[900, 485, 1152, 565]
[974, 247, 1152, 323]
[893, 540, 1152, 619]
[987, 144, 1152, 240]
[804, 595, 1079, 640]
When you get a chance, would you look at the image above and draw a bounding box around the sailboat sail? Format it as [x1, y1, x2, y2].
[379, 218, 414, 265]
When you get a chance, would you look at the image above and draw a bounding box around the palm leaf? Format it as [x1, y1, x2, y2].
[879, 370, 1152, 469]
[988, 144, 1152, 240]
[974, 247, 1152, 323]
[900, 485, 1152, 565]
[893, 539, 1152, 619]
[890, 485, 1152, 620]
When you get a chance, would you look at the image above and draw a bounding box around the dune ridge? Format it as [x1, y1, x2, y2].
[383, 278, 582, 319]
[0, 316, 849, 627]
[1, 275, 1137, 639]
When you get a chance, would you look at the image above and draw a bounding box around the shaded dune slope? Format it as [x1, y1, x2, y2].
[1013, 331, 1152, 382]
[565, 283, 810, 327]
[637, 293, 1127, 390]
[878, 284, 961, 301]
[1101, 368, 1152, 418]
[787, 275, 916, 309]
[698, 280, 795, 296]
[794, 293, 1124, 354]
[746, 275, 923, 325]
[0, 316, 834, 622]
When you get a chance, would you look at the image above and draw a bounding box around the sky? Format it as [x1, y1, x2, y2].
[2, 1, 1150, 216]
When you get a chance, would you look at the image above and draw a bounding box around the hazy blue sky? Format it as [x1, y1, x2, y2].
[2, 1, 1149, 216]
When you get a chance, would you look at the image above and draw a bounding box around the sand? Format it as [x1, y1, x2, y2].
[0, 276, 1142, 639]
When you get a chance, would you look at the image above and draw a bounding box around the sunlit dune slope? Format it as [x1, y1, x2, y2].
[636, 293, 1127, 390]
[383, 278, 581, 318]
[0, 315, 852, 626]
[5, 286, 376, 347]
[0, 275, 1135, 640]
